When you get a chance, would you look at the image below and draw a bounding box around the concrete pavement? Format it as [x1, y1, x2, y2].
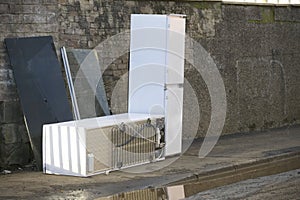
[0, 124, 299, 199]
[185, 169, 300, 200]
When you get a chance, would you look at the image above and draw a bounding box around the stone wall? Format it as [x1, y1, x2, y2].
[0, 0, 299, 169]
[0, 0, 59, 169]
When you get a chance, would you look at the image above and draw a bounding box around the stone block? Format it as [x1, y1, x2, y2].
[245, 6, 261, 21]
[0, 101, 3, 123]
[46, 13, 57, 23]
[1, 123, 21, 144]
[4, 141, 32, 166]
[44, 0, 58, 4]
[0, 3, 9, 14]
[22, 0, 43, 4]
[23, 14, 47, 23]
[0, 81, 18, 101]
[275, 7, 300, 22]
[0, 0, 22, 3]
[0, 14, 13, 24]
[7, 4, 18, 14]
[236, 56, 286, 131]
[0, 101, 23, 123]
[222, 5, 245, 23]
[35, 23, 58, 33]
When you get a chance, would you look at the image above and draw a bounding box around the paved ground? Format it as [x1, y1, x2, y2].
[186, 169, 300, 200]
[0, 125, 299, 199]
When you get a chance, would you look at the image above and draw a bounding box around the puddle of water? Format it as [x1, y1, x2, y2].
[44, 190, 90, 200]
[95, 184, 198, 200]
[94, 169, 300, 200]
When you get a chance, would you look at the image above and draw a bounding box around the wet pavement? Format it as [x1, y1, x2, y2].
[185, 169, 300, 200]
[0, 125, 299, 199]
[96, 169, 300, 200]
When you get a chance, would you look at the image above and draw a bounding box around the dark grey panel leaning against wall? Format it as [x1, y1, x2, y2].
[5, 36, 73, 170]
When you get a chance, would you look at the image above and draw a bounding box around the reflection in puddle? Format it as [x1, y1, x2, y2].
[95, 169, 300, 199]
[45, 190, 90, 200]
[96, 185, 187, 200]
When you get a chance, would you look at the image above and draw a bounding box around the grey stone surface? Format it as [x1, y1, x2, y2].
[0, 123, 31, 167]
[0, 101, 23, 124]
[245, 6, 261, 21]
[275, 7, 300, 22]
[0, 0, 59, 168]
[1, 124, 21, 144]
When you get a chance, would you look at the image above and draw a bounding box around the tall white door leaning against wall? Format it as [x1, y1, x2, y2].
[128, 14, 186, 156]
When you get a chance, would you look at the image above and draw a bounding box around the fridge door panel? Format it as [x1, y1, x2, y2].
[166, 16, 186, 84]
[131, 14, 167, 30]
[129, 82, 165, 115]
[164, 84, 184, 156]
[129, 50, 166, 70]
[130, 29, 167, 51]
[129, 14, 167, 115]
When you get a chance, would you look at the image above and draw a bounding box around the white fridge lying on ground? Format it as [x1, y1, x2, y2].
[43, 14, 186, 176]
[43, 113, 165, 177]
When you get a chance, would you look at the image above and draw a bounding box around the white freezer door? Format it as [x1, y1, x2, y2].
[164, 84, 184, 156]
[166, 15, 186, 84]
[128, 14, 168, 115]
[164, 15, 185, 156]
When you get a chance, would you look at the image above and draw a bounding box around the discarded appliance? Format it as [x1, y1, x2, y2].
[43, 14, 186, 176]
[5, 36, 73, 170]
[129, 14, 186, 156]
[43, 113, 164, 176]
